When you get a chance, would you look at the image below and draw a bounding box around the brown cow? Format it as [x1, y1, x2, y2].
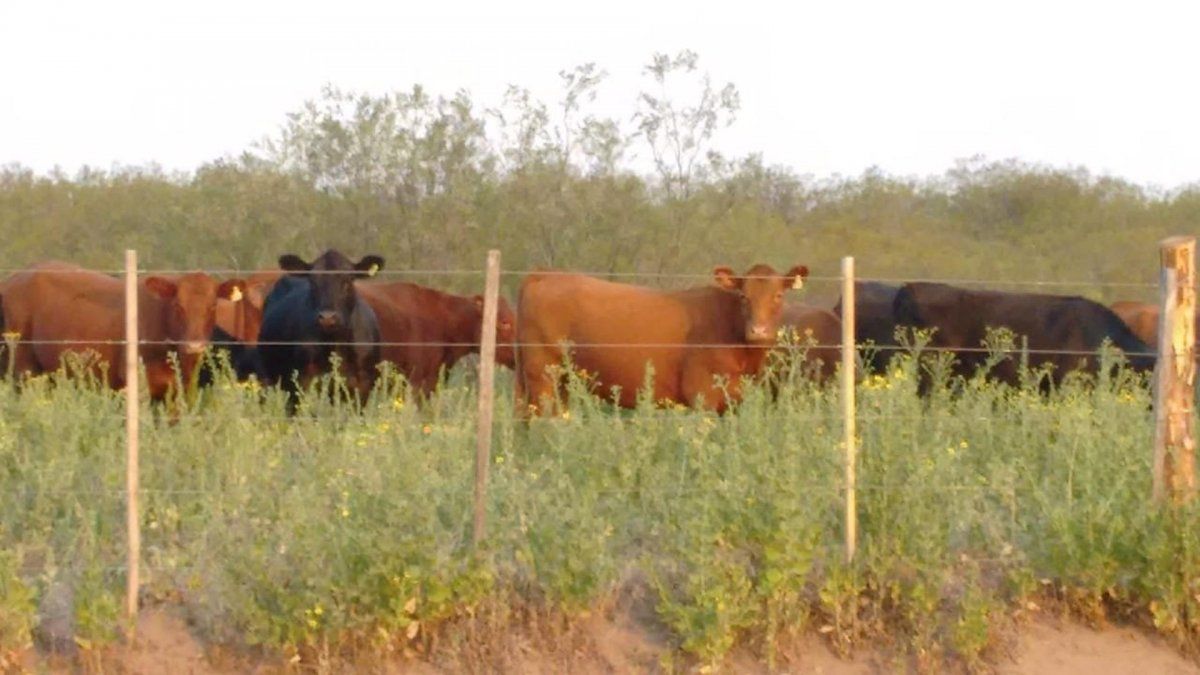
[1110, 301, 1160, 347]
[0, 261, 246, 399]
[515, 264, 808, 414]
[777, 303, 841, 382]
[356, 281, 516, 396]
[1110, 300, 1200, 351]
[215, 270, 284, 343]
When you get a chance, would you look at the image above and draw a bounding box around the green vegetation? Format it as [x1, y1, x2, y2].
[1, 351, 1198, 670]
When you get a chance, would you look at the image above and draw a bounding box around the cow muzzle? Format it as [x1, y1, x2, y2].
[316, 311, 343, 332]
[746, 324, 774, 344]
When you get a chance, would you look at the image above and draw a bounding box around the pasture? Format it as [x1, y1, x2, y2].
[2, 348, 1197, 672]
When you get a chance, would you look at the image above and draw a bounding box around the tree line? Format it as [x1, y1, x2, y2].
[1, 52, 1195, 304]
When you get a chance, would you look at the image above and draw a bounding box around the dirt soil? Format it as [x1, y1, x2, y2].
[17, 608, 1200, 674]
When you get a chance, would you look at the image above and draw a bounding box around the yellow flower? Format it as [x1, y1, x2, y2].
[560, 410, 571, 420]
[392, 397, 405, 411]
[422, 424, 432, 434]
[313, 604, 324, 616]
[341, 508, 350, 518]
[959, 440, 969, 449]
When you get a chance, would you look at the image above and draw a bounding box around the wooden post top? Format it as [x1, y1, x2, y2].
[1161, 236, 1196, 268]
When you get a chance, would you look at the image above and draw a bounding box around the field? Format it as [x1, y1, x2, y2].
[2, 347, 1199, 672]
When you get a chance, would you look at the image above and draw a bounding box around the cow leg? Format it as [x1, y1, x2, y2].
[681, 358, 732, 413]
[519, 349, 561, 416]
[513, 355, 528, 416]
[9, 338, 40, 380]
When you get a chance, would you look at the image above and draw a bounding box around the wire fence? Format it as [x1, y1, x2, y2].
[0, 264, 1163, 287]
[0, 245, 1193, 639]
[0, 337, 1166, 358]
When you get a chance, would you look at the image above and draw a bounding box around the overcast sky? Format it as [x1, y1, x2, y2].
[2, 0, 1198, 188]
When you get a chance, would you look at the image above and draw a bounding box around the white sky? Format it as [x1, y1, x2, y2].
[2, 0, 1198, 188]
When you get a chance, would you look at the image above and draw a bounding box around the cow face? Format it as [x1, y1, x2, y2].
[279, 250, 385, 335]
[713, 264, 809, 345]
[144, 274, 248, 354]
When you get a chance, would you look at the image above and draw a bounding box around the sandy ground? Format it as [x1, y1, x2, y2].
[20, 607, 1200, 674]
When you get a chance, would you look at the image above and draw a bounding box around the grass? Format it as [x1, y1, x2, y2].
[0, 349, 1198, 671]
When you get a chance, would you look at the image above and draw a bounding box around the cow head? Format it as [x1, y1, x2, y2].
[278, 250, 385, 334]
[713, 263, 809, 345]
[144, 273, 248, 354]
[473, 294, 517, 368]
[214, 271, 284, 344]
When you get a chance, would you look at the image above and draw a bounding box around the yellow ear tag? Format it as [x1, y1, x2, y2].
[229, 287, 243, 302]
[792, 276, 805, 290]
[368, 264, 379, 277]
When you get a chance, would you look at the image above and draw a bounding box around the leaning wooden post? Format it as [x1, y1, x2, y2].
[841, 257, 858, 563]
[474, 250, 501, 547]
[1153, 236, 1197, 505]
[123, 250, 141, 627]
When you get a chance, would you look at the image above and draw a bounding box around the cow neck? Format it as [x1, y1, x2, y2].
[136, 288, 173, 358]
[740, 340, 773, 374]
[440, 292, 480, 364]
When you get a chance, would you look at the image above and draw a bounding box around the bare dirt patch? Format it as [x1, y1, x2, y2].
[18, 607, 1200, 673]
[998, 617, 1198, 675]
[119, 608, 228, 675]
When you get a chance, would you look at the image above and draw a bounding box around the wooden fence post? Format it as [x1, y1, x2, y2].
[124, 250, 140, 628]
[474, 250, 501, 546]
[841, 257, 858, 563]
[1153, 236, 1197, 504]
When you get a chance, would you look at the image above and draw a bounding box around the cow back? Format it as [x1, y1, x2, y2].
[833, 281, 901, 373]
[894, 282, 1155, 385]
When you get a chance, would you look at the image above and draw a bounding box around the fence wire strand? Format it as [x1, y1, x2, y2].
[0, 264, 1163, 289]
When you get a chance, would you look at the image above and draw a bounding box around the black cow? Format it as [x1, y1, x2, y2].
[832, 281, 901, 373]
[257, 250, 385, 407]
[892, 282, 1155, 389]
[197, 326, 267, 388]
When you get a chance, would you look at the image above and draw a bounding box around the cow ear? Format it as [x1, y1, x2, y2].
[786, 265, 809, 290]
[144, 276, 178, 300]
[355, 255, 385, 278]
[218, 279, 248, 302]
[713, 266, 740, 290]
[278, 255, 312, 272]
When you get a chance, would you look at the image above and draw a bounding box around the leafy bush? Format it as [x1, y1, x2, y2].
[0, 355, 1197, 669]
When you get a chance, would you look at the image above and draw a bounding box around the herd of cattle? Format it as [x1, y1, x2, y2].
[0, 248, 1176, 414]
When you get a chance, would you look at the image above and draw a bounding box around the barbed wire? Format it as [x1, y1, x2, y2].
[0, 264, 1168, 289]
[0, 337, 1168, 359]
